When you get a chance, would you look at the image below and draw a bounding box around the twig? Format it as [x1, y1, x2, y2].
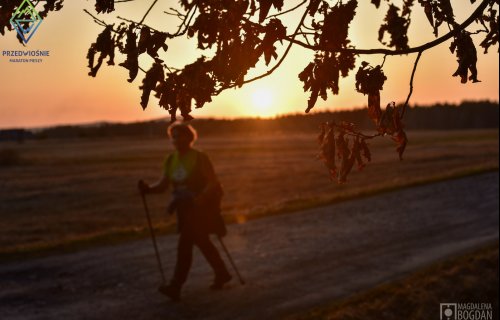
[116, 16, 163, 34]
[330, 122, 381, 139]
[302, 23, 318, 31]
[294, 31, 316, 36]
[165, 7, 187, 18]
[266, 0, 307, 20]
[468, 29, 489, 35]
[139, 0, 159, 25]
[381, 54, 387, 67]
[401, 51, 422, 119]
[83, 9, 109, 27]
[300, 27, 312, 46]
[171, 5, 197, 38]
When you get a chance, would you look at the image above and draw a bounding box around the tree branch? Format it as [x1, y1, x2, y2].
[83, 9, 109, 27]
[284, 0, 491, 55]
[139, 0, 159, 25]
[266, 0, 307, 20]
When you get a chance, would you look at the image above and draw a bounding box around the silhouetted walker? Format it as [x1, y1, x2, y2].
[138, 122, 231, 302]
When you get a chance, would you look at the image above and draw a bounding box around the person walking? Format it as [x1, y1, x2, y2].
[138, 122, 231, 301]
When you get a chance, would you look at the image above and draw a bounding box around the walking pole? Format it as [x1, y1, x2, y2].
[217, 235, 245, 285]
[140, 191, 167, 285]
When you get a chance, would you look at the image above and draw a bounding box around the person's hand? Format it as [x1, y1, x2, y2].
[137, 179, 149, 194]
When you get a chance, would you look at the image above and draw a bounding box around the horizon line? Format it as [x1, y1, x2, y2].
[0, 99, 498, 131]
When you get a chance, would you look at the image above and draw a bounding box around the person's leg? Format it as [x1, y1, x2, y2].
[193, 232, 231, 289]
[172, 231, 194, 286]
[159, 232, 194, 301]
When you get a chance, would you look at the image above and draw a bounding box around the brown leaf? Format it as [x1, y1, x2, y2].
[371, 0, 381, 8]
[319, 0, 358, 51]
[352, 138, 365, 171]
[118, 25, 139, 82]
[360, 139, 371, 162]
[87, 25, 115, 77]
[378, 4, 410, 50]
[257, 0, 283, 23]
[368, 92, 382, 124]
[308, 0, 322, 16]
[139, 61, 164, 110]
[95, 0, 114, 14]
[450, 31, 480, 83]
[393, 130, 408, 160]
[318, 122, 337, 179]
[338, 135, 355, 184]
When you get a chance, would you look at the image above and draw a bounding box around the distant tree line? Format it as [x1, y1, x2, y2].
[11, 101, 498, 140]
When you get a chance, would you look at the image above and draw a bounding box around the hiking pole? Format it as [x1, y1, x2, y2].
[217, 235, 245, 285]
[140, 191, 167, 285]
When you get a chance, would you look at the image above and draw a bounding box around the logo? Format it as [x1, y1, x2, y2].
[441, 303, 457, 320]
[440, 303, 493, 320]
[9, 0, 43, 44]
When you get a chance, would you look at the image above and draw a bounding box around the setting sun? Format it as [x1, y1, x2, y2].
[251, 88, 275, 117]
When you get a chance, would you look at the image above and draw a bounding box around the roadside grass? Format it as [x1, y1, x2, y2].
[285, 243, 499, 320]
[0, 130, 498, 261]
[2, 165, 497, 263]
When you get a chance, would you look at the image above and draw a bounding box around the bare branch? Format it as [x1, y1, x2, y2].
[170, 5, 197, 38]
[139, 0, 159, 25]
[401, 51, 422, 119]
[116, 16, 163, 34]
[165, 7, 186, 19]
[381, 54, 388, 67]
[332, 123, 382, 139]
[266, 0, 307, 20]
[83, 9, 109, 27]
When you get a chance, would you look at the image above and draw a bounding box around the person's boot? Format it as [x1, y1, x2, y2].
[158, 282, 181, 302]
[210, 271, 232, 290]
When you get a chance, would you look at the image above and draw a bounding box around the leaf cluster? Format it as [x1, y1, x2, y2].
[154, 57, 216, 121]
[479, 5, 499, 53]
[87, 25, 115, 77]
[353, 62, 407, 169]
[299, 51, 356, 113]
[95, 0, 114, 14]
[299, 0, 358, 113]
[317, 121, 371, 183]
[418, 0, 456, 36]
[378, 3, 412, 50]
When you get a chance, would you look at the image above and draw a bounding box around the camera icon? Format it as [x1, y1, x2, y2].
[440, 303, 457, 320]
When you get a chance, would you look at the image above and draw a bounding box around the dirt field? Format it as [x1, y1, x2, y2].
[0, 129, 498, 256]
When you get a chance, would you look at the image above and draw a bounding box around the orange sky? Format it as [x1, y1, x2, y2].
[0, 0, 498, 129]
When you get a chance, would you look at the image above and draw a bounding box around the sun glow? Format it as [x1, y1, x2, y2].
[250, 88, 276, 117]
